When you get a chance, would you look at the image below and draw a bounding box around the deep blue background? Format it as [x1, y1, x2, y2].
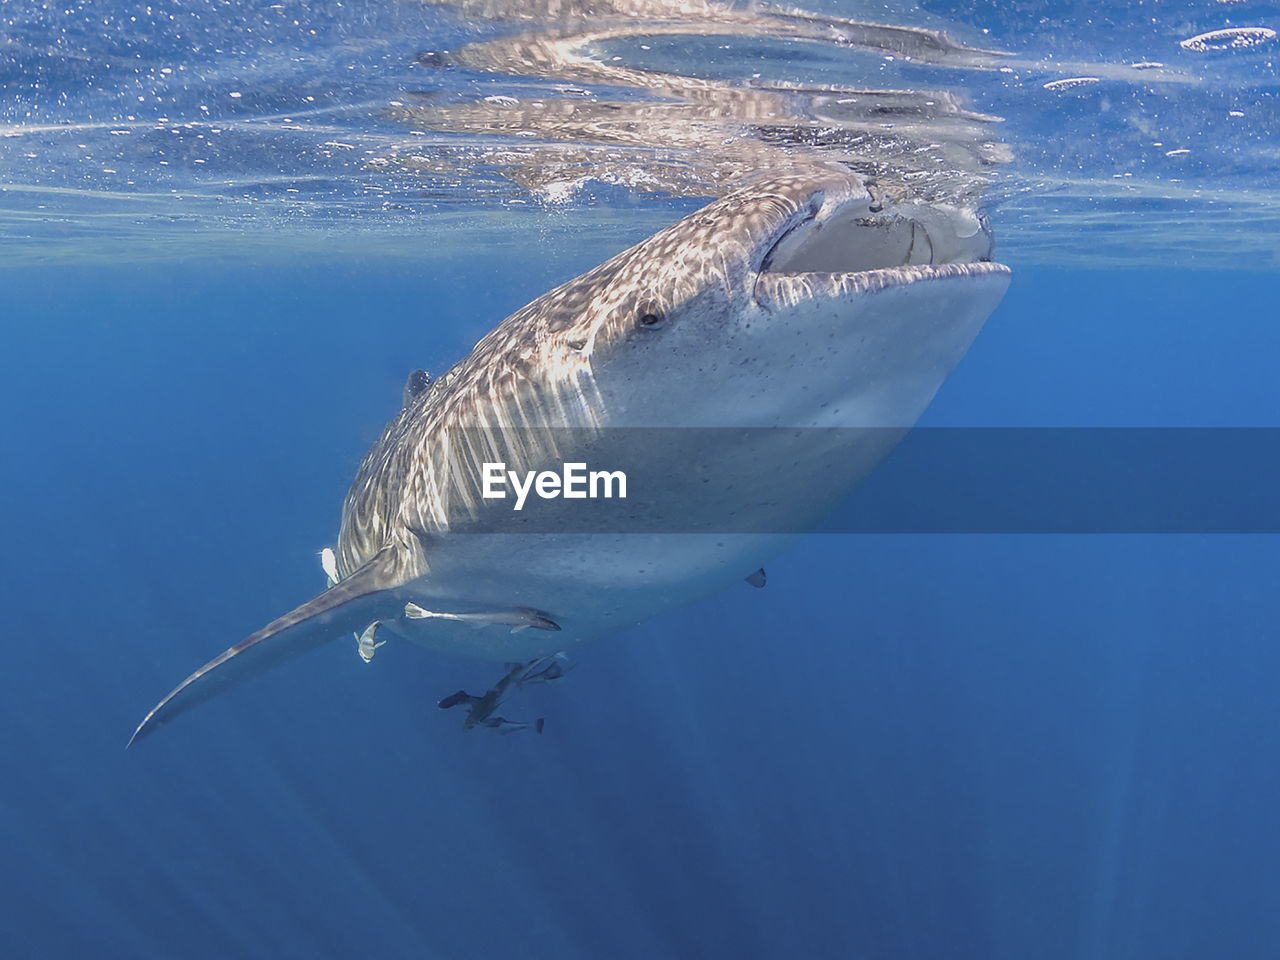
[3, 257, 1279, 959]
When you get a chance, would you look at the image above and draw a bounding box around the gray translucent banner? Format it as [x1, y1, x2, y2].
[427, 428, 1280, 534]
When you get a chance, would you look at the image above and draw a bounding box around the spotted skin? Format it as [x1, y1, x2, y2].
[337, 173, 830, 574]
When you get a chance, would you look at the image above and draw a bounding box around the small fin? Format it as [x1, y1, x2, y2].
[403, 369, 431, 406]
[745, 567, 767, 588]
[535, 717, 545, 734]
[129, 544, 413, 747]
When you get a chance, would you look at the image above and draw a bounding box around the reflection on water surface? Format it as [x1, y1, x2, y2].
[1, 0, 1276, 267]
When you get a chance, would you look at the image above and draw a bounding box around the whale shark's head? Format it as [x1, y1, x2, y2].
[495, 167, 1010, 428]
[339, 168, 1010, 565]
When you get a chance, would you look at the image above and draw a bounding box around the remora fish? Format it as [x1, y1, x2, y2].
[129, 169, 1010, 745]
[403, 601, 561, 633]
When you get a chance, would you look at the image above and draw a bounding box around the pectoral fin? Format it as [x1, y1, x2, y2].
[745, 568, 767, 588]
[128, 543, 414, 747]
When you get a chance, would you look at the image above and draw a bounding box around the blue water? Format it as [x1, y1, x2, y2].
[4, 259, 1280, 958]
[5, 0, 1280, 952]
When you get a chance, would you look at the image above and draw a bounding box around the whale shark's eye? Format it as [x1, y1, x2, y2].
[636, 310, 665, 330]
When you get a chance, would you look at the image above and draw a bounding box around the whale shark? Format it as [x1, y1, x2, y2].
[129, 168, 1010, 745]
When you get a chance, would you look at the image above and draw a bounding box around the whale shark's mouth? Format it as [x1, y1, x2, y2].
[760, 189, 996, 277]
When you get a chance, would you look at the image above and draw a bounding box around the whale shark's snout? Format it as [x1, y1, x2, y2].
[759, 178, 994, 276]
[574, 170, 1009, 431]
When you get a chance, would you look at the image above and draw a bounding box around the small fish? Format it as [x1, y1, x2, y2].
[441, 684, 505, 730]
[439, 684, 505, 729]
[319, 546, 340, 586]
[403, 601, 560, 633]
[355, 620, 386, 662]
[438, 660, 550, 733]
